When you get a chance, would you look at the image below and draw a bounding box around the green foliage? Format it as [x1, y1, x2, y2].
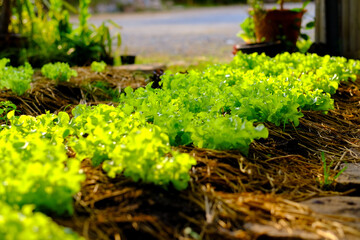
[319, 152, 348, 188]
[290, 0, 311, 12]
[232, 52, 359, 85]
[0, 101, 18, 125]
[8, 0, 121, 66]
[0, 58, 10, 68]
[237, 17, 256, 43]
[91, 61, 107, 73]
[90, 81, 121, 100]
[188, 115, 268, 155]
[118, 52, 360, 155]
[67, 104, 196, 190]
[0, 52, 357, 236]
[296, 39, 313, 53]
[103, 126, 196, 190]
[0, 103, 196, 220]
[0, 202, 83, 240]
[171, 0, 247, 6]
[41, 62, 78, 82]
[2, 111, 84, 215]
[68, 104, 146, 166]
[184, 227, 201, 240]
[247, 0, 264, 11]
[0, 58, 33, 95]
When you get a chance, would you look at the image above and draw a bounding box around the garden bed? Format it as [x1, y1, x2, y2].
[1, 55, 360, 240]
[49, 78, 360, 240]
[0, 67, 148, 116]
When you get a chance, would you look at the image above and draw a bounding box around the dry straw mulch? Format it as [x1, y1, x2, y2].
[0, 67, 147, 117]
[57, 77, 360, 240]
[1, 68, 360, 240]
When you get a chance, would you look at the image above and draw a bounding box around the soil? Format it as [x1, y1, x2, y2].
[2, 67, 360, 240]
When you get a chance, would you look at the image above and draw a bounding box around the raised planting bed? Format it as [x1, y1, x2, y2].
[0, 64, 163, 116]
[0, 54, 360, 240]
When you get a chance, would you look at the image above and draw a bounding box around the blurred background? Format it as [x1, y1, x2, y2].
[2, 0, 359, 68]
[84, 0, 314, 65]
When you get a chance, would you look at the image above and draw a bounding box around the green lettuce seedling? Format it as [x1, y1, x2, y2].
[41, 62, 77, 82]
[91, 61, 107, 73]
[0, 202, 83, 239]
[0, 58, 33, 96]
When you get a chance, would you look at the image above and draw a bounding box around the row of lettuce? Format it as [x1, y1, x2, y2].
[0, 105, 196, 239]
[0, 52, 359, 239]
[119, 53, 359, 152]
[0, 59, 105, 96]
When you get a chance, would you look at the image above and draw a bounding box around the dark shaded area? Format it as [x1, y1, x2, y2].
[149, 69, 164, 89]
[324, 0, 341, 56]
[120, 55, 136, 65]
[233, 41, 288, 57]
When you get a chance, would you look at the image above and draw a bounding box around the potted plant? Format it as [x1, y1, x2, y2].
[1, 0, 123, 67]
[251, 0, 309, 46]
[120, 46, 136, 65]
[234, 0, 310, 56]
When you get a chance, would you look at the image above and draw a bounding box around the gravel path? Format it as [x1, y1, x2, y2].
[87, 3, 315, 59]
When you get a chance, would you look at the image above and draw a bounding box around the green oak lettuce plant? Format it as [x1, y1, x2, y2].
[0, 58, 33, 95]
[104, 126, 196, 190]
[0, 101, 18, 126]
[68, 104, 147, 166]
[2, 110, 84, 215]
[187, 114, 268, 154]
[1, 52, 359, 212]
[68, 104, 197, 190]
[0, 202, 83, 240]
[41, 62, 78, 82]
[118, 52, 360, 154]
[91, 61, 107, 73]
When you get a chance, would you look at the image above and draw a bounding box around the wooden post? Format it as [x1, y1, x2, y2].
[0, 0, 12, 35]
[315, 0, 326, 43]
[340, 0, 360, 59]
[315, 0, 360, 59]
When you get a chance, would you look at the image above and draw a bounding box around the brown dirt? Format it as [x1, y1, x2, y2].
[2, 69, 360, 240]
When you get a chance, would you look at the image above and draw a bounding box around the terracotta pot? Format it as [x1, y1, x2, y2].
[253, 9, 306, 45]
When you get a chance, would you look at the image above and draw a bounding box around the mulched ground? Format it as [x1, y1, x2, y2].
[2, 67, 360, 240]
[0, 67, 147, 116]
